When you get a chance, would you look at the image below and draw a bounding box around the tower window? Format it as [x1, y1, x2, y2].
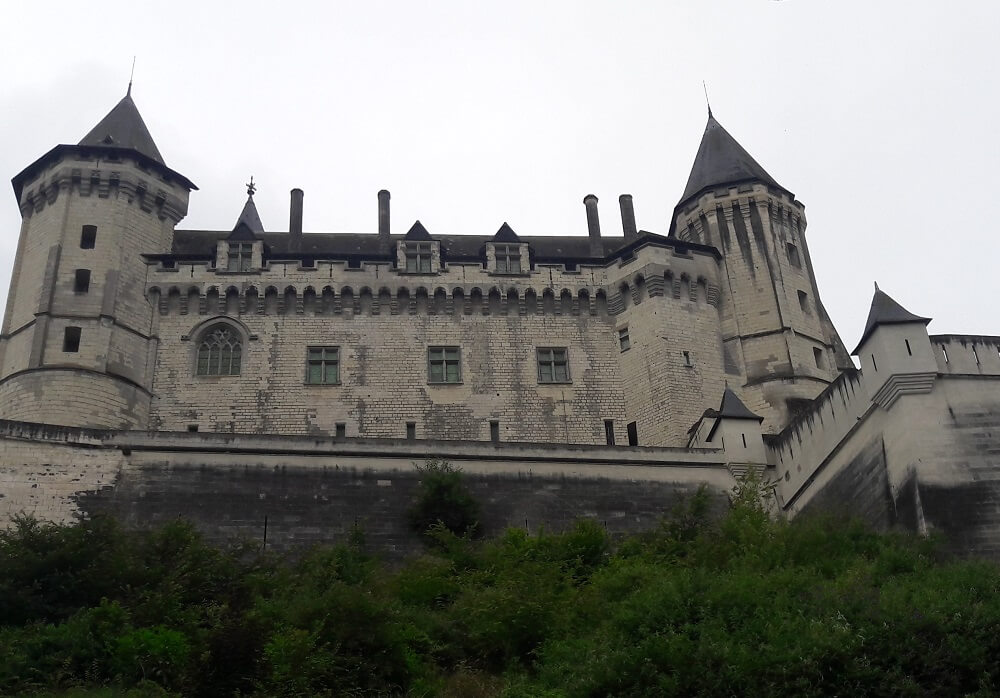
[490, 420, 500, 442]
[604, 419, 616, 445]
[813, 347, 824, 369]
[618, 327, 630, 352]
[493, 244, 522, 274]
[62, 327, 81, 353]
[537, 347, 570, 383]
[335, 423, 346, 438]
[406, 422, 416, 440]
[305, 346, 340, 384]
[905, 339, 912, 356]
[626, 421, 638, 446]
[405, 242, 433, 273]
[428, 346, 461, 383]
[683, 351, 693, 367]
[797, 290, 810, 314]
[196, 324, 242, 376]
[227, 243, 254, 272]
[786, 242, 801, 268]
[80, 225, 97, 249]
[73, 269, 91, 294]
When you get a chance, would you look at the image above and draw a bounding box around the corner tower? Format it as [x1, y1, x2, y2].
[0, 88, 196, 428]
[671, 112, 852, 430]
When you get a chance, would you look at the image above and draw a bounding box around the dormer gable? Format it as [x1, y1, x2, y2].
[397, 221, 440, 273]
[487, 222, 529, 274]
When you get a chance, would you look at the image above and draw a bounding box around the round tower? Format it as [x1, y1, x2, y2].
[670, 112, 852, 430]
[0, 88, 196, 429]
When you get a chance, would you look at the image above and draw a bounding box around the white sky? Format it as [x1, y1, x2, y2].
[1, 0, 998, 348]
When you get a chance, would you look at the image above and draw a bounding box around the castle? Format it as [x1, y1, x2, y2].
[0, 89, 997, 557]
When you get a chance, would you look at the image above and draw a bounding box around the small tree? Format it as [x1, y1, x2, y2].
[408, 460, 481, 539]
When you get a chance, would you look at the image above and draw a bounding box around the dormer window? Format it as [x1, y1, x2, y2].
[405, 242, 433, 273]
[494, 244, 522, 274]
[227, 243, 254, 272]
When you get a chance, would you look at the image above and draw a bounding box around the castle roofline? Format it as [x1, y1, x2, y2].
[78, 93, 164, 164]
[11, 143, 197, 202]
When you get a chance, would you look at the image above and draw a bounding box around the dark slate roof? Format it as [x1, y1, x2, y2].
[77, 92, 165, 165]
[493, 222, 520, 243]
[163, 228, 721, 264]
[678, 114, 786, 207]
[717, 387, 763, 421]
[852, 285, 931, 354]
[228, 196, 265, 238]
[404, 220, 433, 240]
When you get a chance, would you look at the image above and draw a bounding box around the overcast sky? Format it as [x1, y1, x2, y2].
[1, 1, 997, 347]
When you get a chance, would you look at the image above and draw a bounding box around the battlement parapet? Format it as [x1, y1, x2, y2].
[931, 334, 1000, 376]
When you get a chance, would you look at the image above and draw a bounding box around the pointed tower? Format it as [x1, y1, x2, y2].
[852, 285, 936, 407]
[671, 113, 852, 431]
[0, 89, 196, 429]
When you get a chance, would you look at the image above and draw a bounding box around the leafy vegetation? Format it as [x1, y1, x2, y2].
[2, 470, 1000, 697]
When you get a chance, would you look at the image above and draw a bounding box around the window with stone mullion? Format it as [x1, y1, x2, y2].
[197, 326, 242, 376]
[406, 242, 433, 273]
[537, 347, 569, 383]
[495, 244, 521, 273]
[428, 346, 461, 383]
[306, 346, 340, 384]
[227, 243, 254, 272]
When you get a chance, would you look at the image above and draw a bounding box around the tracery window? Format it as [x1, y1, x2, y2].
[196, 325, 242, 376]
[405, 242, 433, 273]
[494, 244, 522, 273]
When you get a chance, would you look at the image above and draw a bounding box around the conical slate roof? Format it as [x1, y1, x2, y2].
[229, 196, 265, 238]
[852, 285, 931, 354]
[717, 386, 763, 421]
[78, 92, 164, 164]
[678, 114, 784, 206]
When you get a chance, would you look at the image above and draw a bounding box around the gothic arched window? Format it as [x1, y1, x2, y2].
[196, 324, 242, 376]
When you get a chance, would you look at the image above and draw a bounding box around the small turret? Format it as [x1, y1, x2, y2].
[853, 284, 936, 408]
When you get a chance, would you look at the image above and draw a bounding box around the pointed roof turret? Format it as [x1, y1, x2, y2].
[492, 222, 520, 243]
[78, 91, 164, 165]
[678, 114, 786, 207]
[852, 284, 931, 354]
[717, 386, 763, 421]
[228, 178, 264, 239]
[404, 220, 433, 240]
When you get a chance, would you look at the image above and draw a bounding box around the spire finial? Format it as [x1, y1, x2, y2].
[702, 80, 712, 118]
[127, 56, 135, 97]
[874, 281, 880, 292]
[246, 176, 256, 198]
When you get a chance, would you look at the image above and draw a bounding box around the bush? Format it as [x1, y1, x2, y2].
[408, 459, 482, 539]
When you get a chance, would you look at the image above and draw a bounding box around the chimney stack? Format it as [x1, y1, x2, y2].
[289, 188, 304, 251]
[619, 194, 638, 242]
[584, 194, 602, 256]
[378, 189, 391, 250]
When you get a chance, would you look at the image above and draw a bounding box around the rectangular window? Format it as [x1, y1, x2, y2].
[73, 269, 91, 293]
[537, 347, 570, 383]
[683, 350, 693, 367]
[80, 225, 97, 249]
[406, 422, 416, 440]
[490, 420, 500, 442]
[618, 327, 630, 352]
[813, 347, 824, 369]
[494, 244, 522, 274]
[305, 346, 340, 384]
[798, 290, 810, 314]
[604, 419, 615, 446]
[335, 423, 346, 438]
[626, 421, 638, 446]
[428, 346, 461, 383]
[63, 326, 81, 353]
[786, 242, 801, 268]
[405, 242, 433, 273]
[227, 243, 254, 272]
[187, 424, 199, 433]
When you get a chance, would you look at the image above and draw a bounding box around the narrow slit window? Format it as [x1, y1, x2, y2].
[683, 351, 693, 367]
[786, 242, 801, 268]
[406, 422, 416, 440]
[73, 269, 91, 293]
[973, 346, 980, 365]
[942, 346, 949, 364]
[63, 326, 81, 353]
[604, 419, 615, 446]
[490, 420, 500, 442]
[872, 354, 878, 372]
[905, 339, 912, 356]
[797, 290, 809, 314]
[813, 347, 824, 369]
[80, 225, 97, 249]
[742, 433, 747, 448]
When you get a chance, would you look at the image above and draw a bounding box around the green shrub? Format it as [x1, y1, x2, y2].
[408, 460, 482, 539]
